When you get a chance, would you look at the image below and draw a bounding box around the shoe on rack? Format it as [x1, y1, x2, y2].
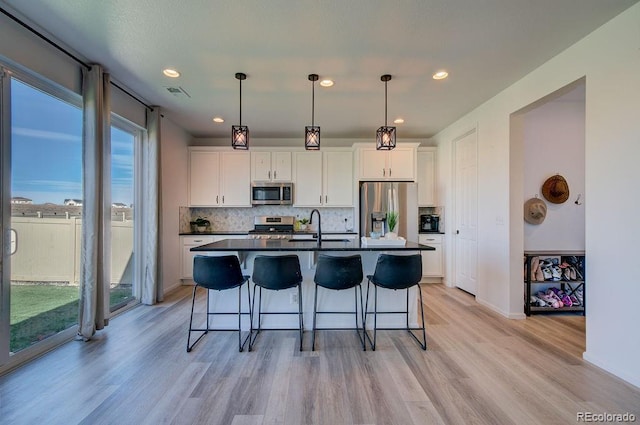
[551, 266, 562, 281]
[535, 265, 545, 281]
[569, 294, 580, 306]
[542, 267, 553, 281]
[530, 257, 539, 281]
[546, 289, 563, 308]
[538, 291, 558, 308]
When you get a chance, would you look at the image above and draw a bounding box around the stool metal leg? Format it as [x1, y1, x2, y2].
[312, 284, 319, 351]
[187, 285, 207, 352]
[298, 284, 304, 351]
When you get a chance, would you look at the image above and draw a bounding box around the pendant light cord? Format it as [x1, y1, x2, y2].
[239, 77, 242, 126]
[384, 79, 388, 126]
[312, 79, 315, 126]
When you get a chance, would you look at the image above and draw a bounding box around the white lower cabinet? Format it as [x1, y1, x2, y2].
[419, 234, 444, 277]
[181, 235, 246, 279]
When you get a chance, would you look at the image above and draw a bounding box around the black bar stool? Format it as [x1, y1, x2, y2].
[187, 255, 252, 353]
[251, 255, 304, 351]
[364, 254, 426, 351]
[312, 254, 366, 351]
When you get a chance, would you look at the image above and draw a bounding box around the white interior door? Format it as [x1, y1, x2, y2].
[454, 130, 478, 295]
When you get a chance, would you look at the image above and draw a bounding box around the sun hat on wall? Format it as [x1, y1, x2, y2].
[524, 197, 547, 225]
[542, 174, 570, 204]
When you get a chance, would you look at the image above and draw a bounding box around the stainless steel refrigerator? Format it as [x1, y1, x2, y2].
[359, 182, 419, 243]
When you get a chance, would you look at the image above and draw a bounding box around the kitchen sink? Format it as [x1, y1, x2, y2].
[288, 238, 351, 243]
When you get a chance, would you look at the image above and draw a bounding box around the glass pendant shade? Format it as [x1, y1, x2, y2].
[305, 74, 320, 150]
[232, 72, 249, 150]
[376, 74, 396, 150]
[376, 126, 396, 150]
[231, 125, 249, 150]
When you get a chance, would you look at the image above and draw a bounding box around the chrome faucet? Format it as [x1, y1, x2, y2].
[309, 209, 321, 245]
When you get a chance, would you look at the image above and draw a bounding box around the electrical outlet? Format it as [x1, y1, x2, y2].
[290, 292, 298, 304]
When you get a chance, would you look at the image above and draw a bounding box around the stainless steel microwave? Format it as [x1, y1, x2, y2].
[251, 182, 293, 205]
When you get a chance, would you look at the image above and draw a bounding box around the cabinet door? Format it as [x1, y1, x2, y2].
[181, 236, 216, 279]
[272, 151, 292, 181]
[417, 150, 436, 206]
[388, 148, 415, 180]
[251, 151, 272, 181]
[419, 234, 443, 277]
[324, 151, 353, 206]
[359, 148, 388, 179]
[189, 151, 220, 206]
[220, 152, 251, 206]
[294, 151, 322, 206]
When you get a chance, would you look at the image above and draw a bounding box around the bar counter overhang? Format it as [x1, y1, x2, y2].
[190, 238, 435, 331]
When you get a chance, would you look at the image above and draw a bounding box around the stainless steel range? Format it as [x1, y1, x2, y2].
[247, 216, 296, 239]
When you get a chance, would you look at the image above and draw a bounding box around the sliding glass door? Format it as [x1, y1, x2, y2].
[109, 122, 140, 311]
[7, 75, 83, 354]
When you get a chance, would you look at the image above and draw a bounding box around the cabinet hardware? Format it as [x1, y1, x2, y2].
[320, 195, 322, 203]
[216, 195, 219, 204]
[325, 195, 328, 203]
[268, 170, 271, 179]
[274, 170, 277, 179]
[389, 168, 392, 177]
[222, 195, 225, 203]
[194, 240, 203, 243]
[383, 168, 386, 177]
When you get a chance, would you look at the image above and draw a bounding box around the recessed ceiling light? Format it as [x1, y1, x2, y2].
[394, 118, 405, 124]
[320, 79, 334, 87]
[432, 70, 448, 80]
[163, 68, 180, 78]
[212, 117, 224, 123]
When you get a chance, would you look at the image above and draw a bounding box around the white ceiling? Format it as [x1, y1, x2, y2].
[3, 0, 637, 141]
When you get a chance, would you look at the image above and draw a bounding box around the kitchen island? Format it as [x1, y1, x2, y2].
[190, 238, 434, 331]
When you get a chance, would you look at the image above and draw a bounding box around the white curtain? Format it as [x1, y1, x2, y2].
[78, 65, 111, 339]
[141, 107, 162, 304]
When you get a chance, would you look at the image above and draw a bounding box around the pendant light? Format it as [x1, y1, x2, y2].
[305, 73, 320, 150]
[231, 72, 249, 150]
[376, 74, 396, 150]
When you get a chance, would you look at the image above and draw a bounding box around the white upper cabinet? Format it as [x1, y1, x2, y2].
[323, 150, 353, 206]
[189, 148, 250, 207]
[358, 146, 416, 181]
[293, 152, 323, 206]
[417, 148, 437, 206]
[293, 150, 354, 207]
[251, 151, 292, 181]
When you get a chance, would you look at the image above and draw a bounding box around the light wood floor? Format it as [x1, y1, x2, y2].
[1, 283, 638, 425]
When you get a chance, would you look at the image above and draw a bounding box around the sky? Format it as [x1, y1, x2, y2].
[10, 78, 134, 205]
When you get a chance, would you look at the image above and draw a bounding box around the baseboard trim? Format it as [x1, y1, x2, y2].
[476, 297, 526, 320]
[583, 351, 640, 390]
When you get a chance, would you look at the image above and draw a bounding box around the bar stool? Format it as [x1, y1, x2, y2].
[251, 255, 304, 351]
[312, 254, 366, 351]
[187, 255, 252, 353]
[364, 254, 426, 351]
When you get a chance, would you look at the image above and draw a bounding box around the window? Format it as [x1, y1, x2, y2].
[7, 76, 83, 353]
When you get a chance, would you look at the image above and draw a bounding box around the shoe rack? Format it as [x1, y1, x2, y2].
[524, 251, 585, 316]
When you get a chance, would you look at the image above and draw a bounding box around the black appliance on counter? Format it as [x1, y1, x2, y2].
[420, 214, 440, 232]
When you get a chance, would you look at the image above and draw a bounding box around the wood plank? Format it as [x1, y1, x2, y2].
[1, 284, 639, 425]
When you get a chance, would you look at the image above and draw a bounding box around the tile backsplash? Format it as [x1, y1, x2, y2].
[180, 206, 356, 233]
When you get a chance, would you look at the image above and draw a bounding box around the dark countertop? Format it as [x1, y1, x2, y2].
[180, 230, 358, 236]
[418, 231, 445, 234]
[191, 238, 434, 252]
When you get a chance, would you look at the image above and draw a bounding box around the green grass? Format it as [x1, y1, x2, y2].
[10, 284, 134, 352]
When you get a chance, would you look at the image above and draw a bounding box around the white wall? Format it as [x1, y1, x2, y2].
[160, 117, 190, 294]
[434, 4, 640, 387]
[523, 89, 585, 251]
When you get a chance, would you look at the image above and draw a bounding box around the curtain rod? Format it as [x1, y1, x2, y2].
[1, 6, 153, 111]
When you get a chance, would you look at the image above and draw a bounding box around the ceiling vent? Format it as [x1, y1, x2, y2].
[165, 86, 191, 98]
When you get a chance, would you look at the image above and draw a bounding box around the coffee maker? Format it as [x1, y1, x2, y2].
[420, 214, 440, 232]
